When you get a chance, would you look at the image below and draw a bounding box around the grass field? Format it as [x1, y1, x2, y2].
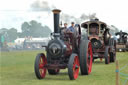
[0, 50, 128, 85]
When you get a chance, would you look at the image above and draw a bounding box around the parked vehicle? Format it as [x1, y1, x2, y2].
[81, 19, 116, 64]
[115, 30, 128, 51]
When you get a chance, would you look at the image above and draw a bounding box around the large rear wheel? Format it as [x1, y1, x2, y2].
[109, 38, 116, 62]
[104, 30, 110, 45]
[79, 40, 93, 75]
[34, 53, 47, 79]
[68, 53, 80, 80]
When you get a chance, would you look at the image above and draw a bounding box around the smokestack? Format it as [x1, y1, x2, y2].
[52, 9, 61, 33]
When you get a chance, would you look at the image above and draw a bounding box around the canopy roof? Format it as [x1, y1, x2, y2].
[81, 20, 107, 29]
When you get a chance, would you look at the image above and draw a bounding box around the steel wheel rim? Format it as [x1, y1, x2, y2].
[73, 56, 79, 79]
[87, 42, 93, 74]
[39, 55, 47, 78]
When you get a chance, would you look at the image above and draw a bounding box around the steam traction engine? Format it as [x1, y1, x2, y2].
[115, 30, 128, 51]
[81, 19, 116, 64]
[34, 9, 93, 80]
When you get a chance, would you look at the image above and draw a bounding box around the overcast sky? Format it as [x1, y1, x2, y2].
[0, 0, 128, 32]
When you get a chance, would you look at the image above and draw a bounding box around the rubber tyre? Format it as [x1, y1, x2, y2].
[79, 40, 93, 75]
[104, 30, 110, 45]
[34, 53, 47, 79]
[105, 47, 110, 64]
[68, 53, 80, 80]
[110, 52, 116, 62]
[109, 39, 116, 62]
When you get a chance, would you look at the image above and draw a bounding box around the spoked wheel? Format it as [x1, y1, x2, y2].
[68, 53, 80, 80]
[105, 47, 110, 64]
[79, 40, 93, 75]
[34, 53, 47, 79]
[48, 69, 60, 75]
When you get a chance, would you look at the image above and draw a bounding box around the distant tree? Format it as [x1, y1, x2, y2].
[21, 22, 30, 37]
[21, 20, 51, 37]
[0, 28, 18, 42]
[0, 28, 9, 41]
[0, 28, 8, 33]
[42, 26, 52, 37]
[7, 28, 18, 42]
[29, 20, 42, 37]
[17, 32, 23, 38]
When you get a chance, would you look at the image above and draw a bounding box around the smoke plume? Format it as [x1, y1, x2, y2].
[60, 13, 97, 25]
[31, 0, 97, 25]
[31, 0, 56, 12]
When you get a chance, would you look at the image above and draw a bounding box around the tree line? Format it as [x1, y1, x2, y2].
[0, 20, 52, 42]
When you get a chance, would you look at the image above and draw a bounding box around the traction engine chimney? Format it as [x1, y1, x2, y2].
[52, 9, 61, 33]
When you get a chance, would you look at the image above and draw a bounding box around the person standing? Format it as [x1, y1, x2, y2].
[61, 23, 68, 34]
[67, 22, 75, 33]
[60, 23, 68, 40]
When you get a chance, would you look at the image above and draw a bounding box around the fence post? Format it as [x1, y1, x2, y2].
[116, 60, 119, 85]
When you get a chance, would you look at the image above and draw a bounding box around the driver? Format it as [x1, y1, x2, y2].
[90, 25, 99, 35]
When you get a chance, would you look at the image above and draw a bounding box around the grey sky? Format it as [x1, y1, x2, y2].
[0, 0, 128, 32]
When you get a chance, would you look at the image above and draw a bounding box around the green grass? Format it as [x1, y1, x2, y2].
[0, 51, 128, 85]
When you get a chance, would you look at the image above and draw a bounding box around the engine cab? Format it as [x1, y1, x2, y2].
[81, 19, 116, 64]
[81, 19, 111, 50]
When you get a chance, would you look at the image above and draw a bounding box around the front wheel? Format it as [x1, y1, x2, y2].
[68, 53, 80, 80]
[34, 53, 47, 79]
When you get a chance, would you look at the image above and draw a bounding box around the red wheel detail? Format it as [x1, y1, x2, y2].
[87, 42, 93, 74]
[39, 55, 47, 78]
[73, 56, 80, 79]
[68, 53, 80, 80]
[39, 64, 44, 68]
